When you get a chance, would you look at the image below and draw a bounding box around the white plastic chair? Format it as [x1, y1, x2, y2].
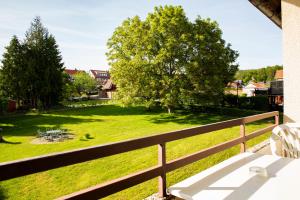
[270, 123, 300, 158]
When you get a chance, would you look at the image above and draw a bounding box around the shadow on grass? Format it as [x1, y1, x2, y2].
[52, 105, 158, 116]
[0, 115, 103, 137]
[149, 113, 231, 125]
[149, 111, 273, 127]
[79, 133, 95, 141]
[0, 104, 274, 138]
[0, 186, 6, 200]
[0, 138, 21, 144]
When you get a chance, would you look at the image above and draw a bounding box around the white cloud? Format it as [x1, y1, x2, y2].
[60, 42, 106, 51]
[47, 25, 109, 40]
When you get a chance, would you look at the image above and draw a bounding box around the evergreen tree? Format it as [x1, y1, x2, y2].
[0, 36, 26, 105]
[24, 16, 64, 108]
[0, 16, 64, 109]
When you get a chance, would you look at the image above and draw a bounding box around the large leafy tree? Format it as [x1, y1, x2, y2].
[107, 5, 239, 113]
[185, 17, 238, 105]
[0, 17, 64, 109]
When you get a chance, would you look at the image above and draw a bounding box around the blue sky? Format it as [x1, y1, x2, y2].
[0, 0, 282, 71]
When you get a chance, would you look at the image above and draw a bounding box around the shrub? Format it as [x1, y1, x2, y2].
[251, 96, 270, 111]
[223, 94, 237, 107]
[223, 94, 270, 111]
[0, 97, 8, 113]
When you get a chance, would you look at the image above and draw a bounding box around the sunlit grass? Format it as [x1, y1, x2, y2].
[0, 105, 272, 200]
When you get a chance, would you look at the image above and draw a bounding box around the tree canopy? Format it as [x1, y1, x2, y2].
[73, 72, 97, 96]
[0, 17, 64, 109]
[107, 6, 239, 112]
[235, 65, 283, 84]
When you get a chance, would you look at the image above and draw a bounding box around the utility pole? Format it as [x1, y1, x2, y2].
[235, 80, 242, 106]
[0, 128, 3, 142]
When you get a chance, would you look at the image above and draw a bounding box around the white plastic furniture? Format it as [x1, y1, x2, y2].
[270, 123, 300, 158]
[169, 152, 298, 200]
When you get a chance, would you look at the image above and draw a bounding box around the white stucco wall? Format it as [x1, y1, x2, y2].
[282, 0, 300, 122]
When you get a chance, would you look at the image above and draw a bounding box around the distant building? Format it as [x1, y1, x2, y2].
[64, 69, 85, 81]
[89, 70, 110, 84]
[269, 70, 284, 106]
[99, 79, 117, 99]
[242, 82, 268, 97]
[89, 69, 117, 99]
[227, 80, 243, 89]
[274, 69, 283, 80]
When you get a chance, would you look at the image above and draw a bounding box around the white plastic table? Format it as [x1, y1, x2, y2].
[169, 152, 299, 200]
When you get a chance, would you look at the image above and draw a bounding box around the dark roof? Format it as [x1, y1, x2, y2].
[90, 70, 110, 79]
[102, 79, 115, 90]
[249, 0, 281, 28]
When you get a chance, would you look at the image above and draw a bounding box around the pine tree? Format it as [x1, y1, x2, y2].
[0, 16, 64, 109]
[0, 36, 26, 105]
[24, 16, 64, 108]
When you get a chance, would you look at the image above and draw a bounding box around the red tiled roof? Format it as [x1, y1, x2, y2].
[252, 82, 267, 89]
[65, 69, 84, 76]
[275, 70, 283, 80]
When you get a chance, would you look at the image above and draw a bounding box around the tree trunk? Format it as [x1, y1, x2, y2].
[167, 106, 172, 114]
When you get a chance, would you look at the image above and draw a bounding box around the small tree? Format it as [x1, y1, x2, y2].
[73, 72, 97, 96]
[62, 72, 76, 99]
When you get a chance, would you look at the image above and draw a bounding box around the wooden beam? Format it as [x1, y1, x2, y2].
[56, 166, 162, 200]
[158, 143, 167, 198]
[243, 111, 279, 123]
[240, 123, 246, 152]
[0, 111, 279, 200]
[166, 137, 244, 172]
[0, 111, 278, 181]
[245, 124, 277, 141]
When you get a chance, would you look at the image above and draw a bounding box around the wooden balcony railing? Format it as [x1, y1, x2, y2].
[0, 111, 279, 199]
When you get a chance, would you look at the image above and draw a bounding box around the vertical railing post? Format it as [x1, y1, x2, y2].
[275, 113, 279, 126]
[240, 122, 246, 153]
[274, 113, 284, 156]
[158, 143, 167, 198]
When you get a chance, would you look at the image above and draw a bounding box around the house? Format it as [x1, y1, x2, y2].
[269, 69, 284, 106]
[242, 82, 268, 97]
[89, 70, 110, 84]
[89, 69, 116, 98]
[2, 1, 300, 199]
[250, 0, 299, 122]
[64, 69, 85, 81]
[99, 79, 117, 99]
[274, 69, 283, 80]
[227, 80, 243, 89]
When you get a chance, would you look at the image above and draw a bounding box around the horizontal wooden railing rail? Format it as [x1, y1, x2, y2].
[0, 111, 279, 199]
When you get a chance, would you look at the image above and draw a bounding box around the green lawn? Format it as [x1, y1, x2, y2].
[0, 105, 273, 200]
